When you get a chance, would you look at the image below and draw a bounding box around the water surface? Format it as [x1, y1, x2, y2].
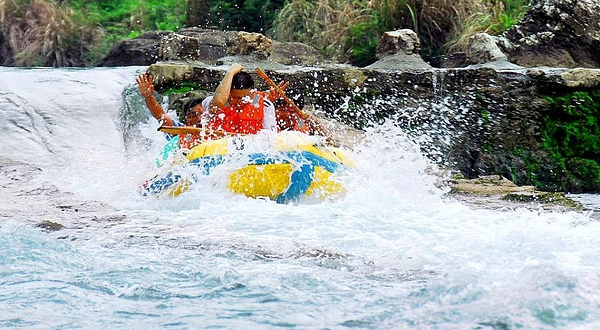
[1, 67, 599, 329]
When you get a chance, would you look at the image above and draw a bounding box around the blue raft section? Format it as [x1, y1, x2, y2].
[141, 132, 353, 203]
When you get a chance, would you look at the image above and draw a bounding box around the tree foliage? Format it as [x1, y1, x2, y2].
[202, 0, 285, 32]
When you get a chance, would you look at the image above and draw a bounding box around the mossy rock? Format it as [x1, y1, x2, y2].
[539, 90, 600, 192]
[565, 158, 600, 192]
[36, 220, 64, 232]
[449, 175, 536, 195]
[501, 192, 584, 210]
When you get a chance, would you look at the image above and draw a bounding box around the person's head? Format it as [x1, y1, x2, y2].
[181, 98, 204, 126]
[275, 89, 304, 111]
[229, 72, 254, 107]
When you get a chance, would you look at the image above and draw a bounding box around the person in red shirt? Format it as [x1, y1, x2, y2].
[268, 84, 330, 136]
[205, 63, 276, 134]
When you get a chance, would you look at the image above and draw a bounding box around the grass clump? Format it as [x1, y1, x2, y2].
[0, 0, 188, 66]
[0, 0, 102, 66]
[446, 0, 531, 53]
[271, 0, 371, 62]
[161, 81, 201, 95]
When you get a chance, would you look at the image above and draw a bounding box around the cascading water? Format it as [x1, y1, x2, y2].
[1, 67, 599, 329]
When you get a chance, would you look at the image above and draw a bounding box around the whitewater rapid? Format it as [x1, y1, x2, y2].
[1, 67, 599, 329]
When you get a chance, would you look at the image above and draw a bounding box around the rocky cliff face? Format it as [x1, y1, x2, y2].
[143, 58, 600, 192]
[99, 0, 600, 70]
[112, 0, 600, 192]
[502, 0, 600, 68]
[97, 32, 171, 67]
[99, 28, 325, 67]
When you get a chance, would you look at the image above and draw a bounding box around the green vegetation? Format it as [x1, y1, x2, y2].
[208, 0, 285, 32]
[272, 0, 532, 66]
[510, 148, 542, 188]
[67, 0, 187, 63]
[0, 0, 186, 66]
[0, 0, 286, 66]
[507, 91, 600, 192]
[1, 0, 531, 67]
[542, 90, 600, 192]
[348, 17, 382, 67]
[161, 82, 201, 95]
[0, 0, 102, 66]
[68, 0, 181, 34]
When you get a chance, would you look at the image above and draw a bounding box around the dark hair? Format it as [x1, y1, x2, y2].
[231, 72, 254, 90]
[180, 98, 203, 121]
[274, 89, 304, 109]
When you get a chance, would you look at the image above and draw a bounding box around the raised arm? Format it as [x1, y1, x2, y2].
[136, 73, 174, 126]
[209, 63, 244, 113]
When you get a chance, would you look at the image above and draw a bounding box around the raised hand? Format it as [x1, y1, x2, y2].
[268, 80, 290, 102]
[136, 73, 154, 98]
[228, 63, 245, 75]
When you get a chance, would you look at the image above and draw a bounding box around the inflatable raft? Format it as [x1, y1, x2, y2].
[140, 131, 353, 203]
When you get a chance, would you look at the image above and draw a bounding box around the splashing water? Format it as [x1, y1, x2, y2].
[1, 67, 599, 329]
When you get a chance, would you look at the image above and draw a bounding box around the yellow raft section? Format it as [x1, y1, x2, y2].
[174, 132, 354, 202]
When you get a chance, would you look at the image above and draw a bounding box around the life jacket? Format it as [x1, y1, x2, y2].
[209, 91, 265, 134]
[178, 132, 201, 149]
[276, 105, 310, 134]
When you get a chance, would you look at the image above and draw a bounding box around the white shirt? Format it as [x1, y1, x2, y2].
[202, 95, 276, 132]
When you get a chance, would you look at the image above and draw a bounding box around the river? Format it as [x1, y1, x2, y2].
[0, 67, 599, 329]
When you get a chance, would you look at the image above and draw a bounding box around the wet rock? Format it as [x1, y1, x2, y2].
[376, 30, 421, 57]
[367, 30, 431, 70]
[560, 69, 600, 88]
[366, 53, 432, 70]
[104, 28, 325, 67]
[228, 32, 273, 60]
[438, 52, 468, 68]
[97, 31, 170, 67]
[502, 0, 600, 68]
[449, 175, 535, 195]
[159, 28, 236, 63]
[463, 33, 524, 69]
[147, 63, 224, 92]
[449, 175, 584, 210]
[466, 33, 508, 64]
[502, 192, 584, 209]
[270, 41, 324, 66]
[36, 220, 64, 232]
[214, 56, 289, 70]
